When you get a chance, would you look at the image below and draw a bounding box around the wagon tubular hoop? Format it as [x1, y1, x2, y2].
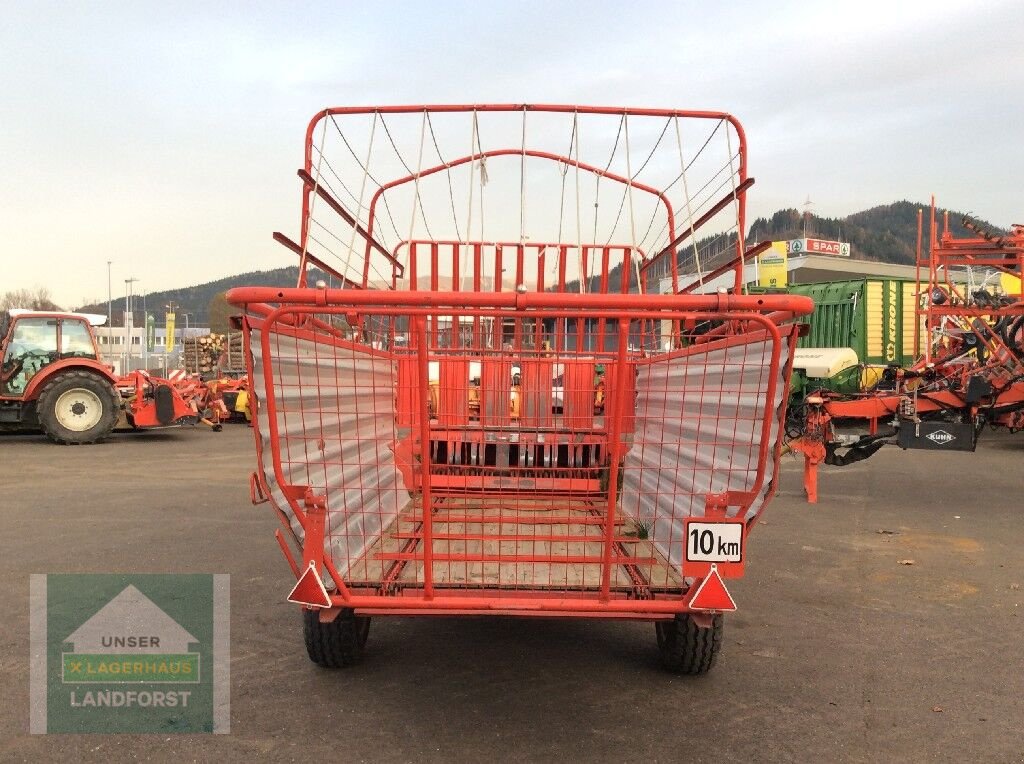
[302, 105, 749, 288]
[362, 149, 676, 271]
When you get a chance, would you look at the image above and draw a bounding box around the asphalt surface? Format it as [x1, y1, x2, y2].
[1, 425, 1022, 762]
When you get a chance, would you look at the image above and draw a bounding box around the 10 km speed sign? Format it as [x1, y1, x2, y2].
[682, 519, 746, 578]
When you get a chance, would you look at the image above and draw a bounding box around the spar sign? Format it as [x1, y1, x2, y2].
[788, 238, 851, 257]
[30, 574, 229, 734]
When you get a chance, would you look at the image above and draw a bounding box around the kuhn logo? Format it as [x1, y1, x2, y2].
[926, 429, 956, 444]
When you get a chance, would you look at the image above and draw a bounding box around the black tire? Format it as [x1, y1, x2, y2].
[655, 613, 723, 675]
[36, 370, 119, 445]
[302, 608, 371, 668]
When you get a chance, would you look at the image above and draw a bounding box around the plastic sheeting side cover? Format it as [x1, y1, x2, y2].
[249, 325, 405, 574]
[620, 335, 790, 570]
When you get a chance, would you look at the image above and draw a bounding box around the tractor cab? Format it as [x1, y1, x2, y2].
[1, 310, 103, 398]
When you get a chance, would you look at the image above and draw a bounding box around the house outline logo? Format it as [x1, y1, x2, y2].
[31, 573, 230, 735]
[61, 585, 200, 684]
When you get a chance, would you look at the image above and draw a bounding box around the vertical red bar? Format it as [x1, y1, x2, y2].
[513, 244, 525, 350]
[409, 242, 418, 291]
[451, 243, 461, 349]
[473, 243, 482, 349]
[535, 249, 546, 350]
[430, 243, 439, 348]
[494, 245, 505, 349]
[562, 361, 595, 431]
[519, 359, 553, 428]
[557, 245, 568, 351]
[600, 321, 631, 600]
[620, 247, 631, 294]
[596, 247, 610, 351]
[914, 209, 922, 359]
[481, 358, 513, 427]
[415, 317, 434, 599]
[437, 359, 470, 426]
[578, 247, 589, 349]
[407, 243, 419, 352]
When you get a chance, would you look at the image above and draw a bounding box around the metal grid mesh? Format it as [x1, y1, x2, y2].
[248, 302, 795, 601]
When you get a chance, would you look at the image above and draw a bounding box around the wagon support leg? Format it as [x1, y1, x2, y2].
[788, 438, 824, 504]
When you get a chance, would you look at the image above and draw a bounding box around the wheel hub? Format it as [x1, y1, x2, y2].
[54, 388, 104, 432]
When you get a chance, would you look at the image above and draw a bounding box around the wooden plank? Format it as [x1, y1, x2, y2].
[338, 496, 685, 592]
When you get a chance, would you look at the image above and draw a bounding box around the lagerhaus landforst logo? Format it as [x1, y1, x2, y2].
[30, 574, 230, 734]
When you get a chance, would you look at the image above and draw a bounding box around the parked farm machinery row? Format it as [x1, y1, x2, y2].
[788, 210, 1024, 501]
[0, 308, 250, 443]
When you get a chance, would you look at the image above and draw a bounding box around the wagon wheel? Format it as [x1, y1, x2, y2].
[655, 614, 723, 675]
[36, 370, 120, 445]
[302, 608, 371, 668]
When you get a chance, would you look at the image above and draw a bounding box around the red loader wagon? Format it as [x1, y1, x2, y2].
[227, 105, 812, 673]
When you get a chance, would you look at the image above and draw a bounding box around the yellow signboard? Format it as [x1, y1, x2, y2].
[165, 313, 176, 351]
[758, 241, 788, 288]
[1001, 272, 1022, 296]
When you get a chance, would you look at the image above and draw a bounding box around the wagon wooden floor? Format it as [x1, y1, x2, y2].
[337, 497, 685, 592]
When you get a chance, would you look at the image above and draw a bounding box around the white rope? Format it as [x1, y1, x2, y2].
[343, 111, 377, 286]
[675, 115, 704, 287]
[622, 113, 642, 294]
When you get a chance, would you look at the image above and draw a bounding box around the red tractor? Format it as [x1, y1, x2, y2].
[0, 309, 122, 444]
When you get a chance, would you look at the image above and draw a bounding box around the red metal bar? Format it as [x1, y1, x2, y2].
[227, 286, 813, 315]
[600, 321, 631, 600]
[473, 243, 482, 347]
[375, 553, 659, 565]
[415, 317, 435, 599]
[390, 532, 641, 543]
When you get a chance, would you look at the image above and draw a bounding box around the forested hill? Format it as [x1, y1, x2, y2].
[72, 201, 1008, 323]
[748, 201, 1007, 266]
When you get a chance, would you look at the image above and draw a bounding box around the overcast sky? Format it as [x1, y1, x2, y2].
[1, 0, 1021, 308]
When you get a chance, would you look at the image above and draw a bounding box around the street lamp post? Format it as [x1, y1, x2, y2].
[140, 283, 148, 371]
[124, 277, 137, 371]
[106, 260, 112, 356]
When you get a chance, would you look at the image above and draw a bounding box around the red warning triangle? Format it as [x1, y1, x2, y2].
[688, 565, 737, 612]
[287, 561, 332, 608]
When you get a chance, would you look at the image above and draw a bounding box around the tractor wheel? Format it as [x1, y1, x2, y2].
[36, 371, 119, 445]
[655, 613, 723, 675]
[302, 608, 370, 668]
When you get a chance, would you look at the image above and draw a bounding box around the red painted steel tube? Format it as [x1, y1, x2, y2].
[226, 286, 812, 315]
[323, 593, 697, 614]
[600, 321, 631, 601]
[415, 317, 435, 600]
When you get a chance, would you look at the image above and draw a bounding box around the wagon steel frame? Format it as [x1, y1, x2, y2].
[228, 105, 813, 669]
